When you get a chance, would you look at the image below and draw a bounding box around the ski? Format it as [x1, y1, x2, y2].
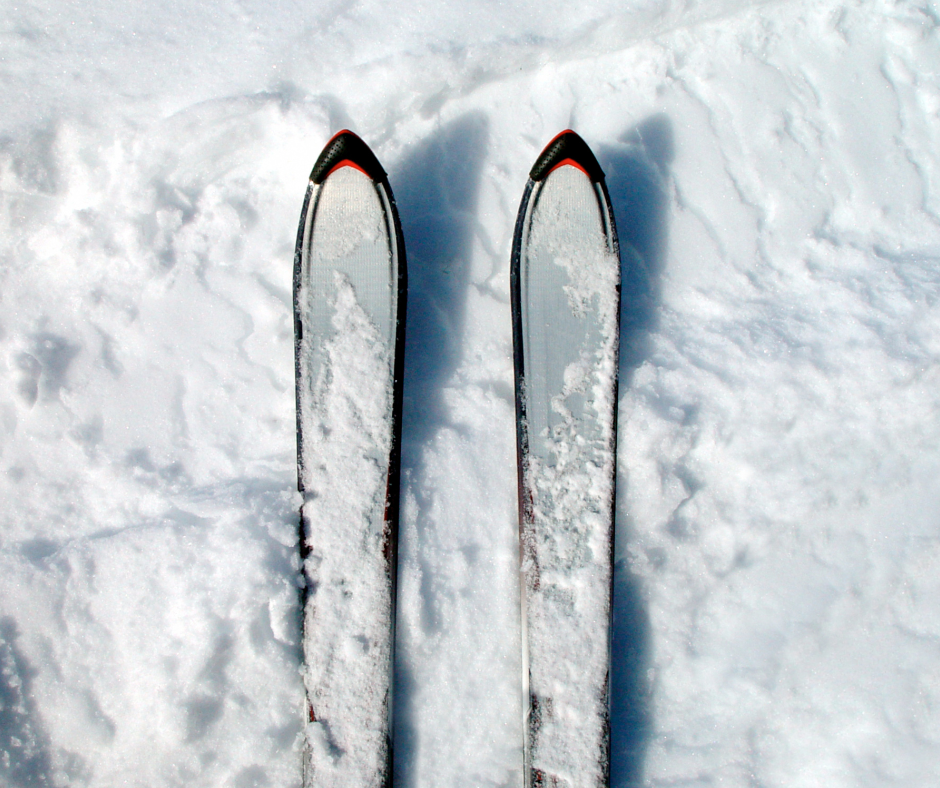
[511, 131, 621, 788]
[293, 130, 406, 788]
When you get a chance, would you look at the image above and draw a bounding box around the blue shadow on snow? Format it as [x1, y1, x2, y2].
[388, 112, 490, 784]
[0, 617, 57, 788]
[597, 113, 675, 788]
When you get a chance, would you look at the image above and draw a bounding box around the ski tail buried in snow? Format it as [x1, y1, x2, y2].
[511, 131, 621, 788]
[293, 130, 406, 788]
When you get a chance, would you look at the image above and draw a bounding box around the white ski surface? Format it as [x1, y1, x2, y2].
[296, 165, 399, 788]
[516, 163, 620, 788]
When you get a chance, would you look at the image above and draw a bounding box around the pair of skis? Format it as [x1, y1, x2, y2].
[294, 130, 620, 788]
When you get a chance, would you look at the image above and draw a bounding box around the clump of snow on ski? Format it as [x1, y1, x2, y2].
[512, 132, 621, 788]
[294, 133, 406, 788]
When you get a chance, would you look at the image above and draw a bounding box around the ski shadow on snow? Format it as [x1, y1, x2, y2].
[600, 113, 673, 378]
[596, 113, 675, 788]
[389, 112, 489, 781]
[0, 617, 58, 788]
[393, 113, 489, 446]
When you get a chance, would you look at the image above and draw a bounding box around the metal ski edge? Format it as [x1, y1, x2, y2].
[598, 174, 620, 788]
[509, 176, 536, 788]
[380, 171, 408, 788]
[292, 140, 407, 788]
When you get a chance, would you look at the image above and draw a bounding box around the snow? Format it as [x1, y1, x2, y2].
[2, 0, 940, 787]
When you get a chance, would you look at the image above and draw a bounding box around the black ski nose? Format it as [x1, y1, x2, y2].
[529, 129, 605, 183]
[310, 129, 388, 184]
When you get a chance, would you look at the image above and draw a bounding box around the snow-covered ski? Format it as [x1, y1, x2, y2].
[511, 131, 621, 788]
[293, 130, 407, 788]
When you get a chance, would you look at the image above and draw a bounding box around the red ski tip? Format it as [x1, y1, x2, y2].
[310, 130, 387, 184]
[529, 130, 604, 183]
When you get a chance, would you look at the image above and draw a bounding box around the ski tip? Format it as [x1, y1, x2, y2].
[310, 130, 388, 184]
[529, 130, 605, 183]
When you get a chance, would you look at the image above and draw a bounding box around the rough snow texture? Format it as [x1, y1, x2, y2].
[1, 0, 940, 786]
[297, 168, 396, 788]
[517, 164, 620, 788]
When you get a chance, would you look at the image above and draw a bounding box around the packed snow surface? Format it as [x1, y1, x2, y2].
[2, 0, 940, 787]
[516, 163, 620, 786]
